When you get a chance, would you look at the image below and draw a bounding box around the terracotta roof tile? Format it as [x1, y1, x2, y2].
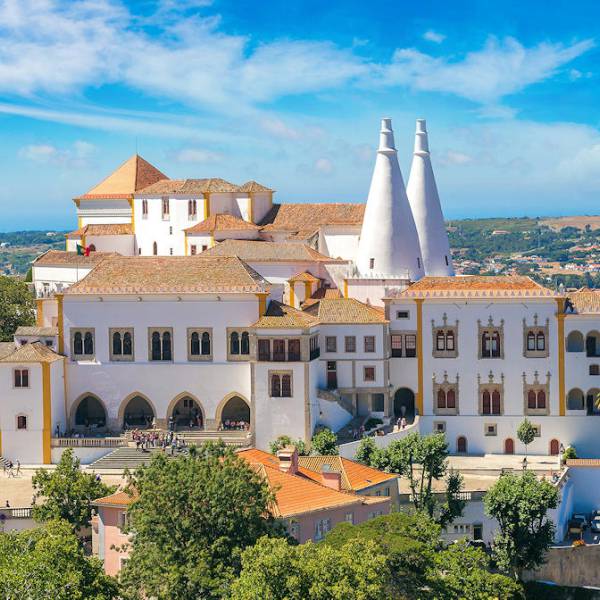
[138, 178, 240, 194]
[301, 286, 342, 308]
[65, 255, 270, 295]
[286, 229, 319, 241]
[395, 276, 556, 299]
[77, 155, 167, 199]
[15, 326, 58, 336]
[238, 180, 274, 193]
[33, 250, 119, 267]
[259, 203, 365, 231]
[289, 271, 320, 283]
[252, 300, 319, 329]
[93, 490, 136, 507]
[567, 289, 600, 314]
[0, 342, 15, 360]
[298, 456, 398, 492]
[0, 342, 62, 363]
[303, 297, 388, 324]
[66, 224, 133, 238]
[185, 214, 259, 234]
[202, 239, 344, 263]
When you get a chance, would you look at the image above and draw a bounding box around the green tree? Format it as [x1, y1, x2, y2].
[0, 519, 119, 599]
[119, 442, 283, 600]
[376, 432, 465, 527]
[311, 428, 338, 455]
[269, 435, 307, 456]
[484, 470, 559, 580]
[354, 436, 379, 466]
[230, 536, 389, 600]
[517, 419, 536, 458]
[0, 275, 35, 341]
[32, 448, 115, 533]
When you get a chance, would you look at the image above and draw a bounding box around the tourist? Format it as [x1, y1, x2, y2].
[15, 461, 20, 476]
[400, 417, 407, 430]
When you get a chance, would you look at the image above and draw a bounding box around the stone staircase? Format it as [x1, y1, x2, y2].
[317, 388, 354, 414]
[335, 415, 370, 445]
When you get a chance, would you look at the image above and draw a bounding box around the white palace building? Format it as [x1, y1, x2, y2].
[2, 118, 600, 465]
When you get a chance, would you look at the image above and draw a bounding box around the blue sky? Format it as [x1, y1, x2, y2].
[2, 0, 600, 230]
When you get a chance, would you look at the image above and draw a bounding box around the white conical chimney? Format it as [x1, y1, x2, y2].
[356, 118, 424, 280]
[407, 119, 454, 276]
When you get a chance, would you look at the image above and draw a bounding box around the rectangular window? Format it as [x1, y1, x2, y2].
[281, 374, 292, 397]
[258, 339, 271, 361]
[161, 197, 170, 220]
[190, 245, 197, 255]
[110, 328, 134, 362]
[590, 364, 600, 376]
[391, 334, 403, 357]
[201, 245, 208, 252]
[188, 328, 212, 361]
[345, 336, 356, 353]
[14, 368, 29, 388]
[325, 336, 337, 353]
[148, 328, 173, 361]
[369, 258, 375, 269]
[169, 248, 173, 255]
[142, 199, 148, 218]
[288, 339, 301, 361]
[314, 518, 331, 541]
[405, 335, 417, 358]
[71, 329, 95, 360]
[17, 415, 27, 430]
[396, 310, 410, 319]
[309, 335, 320, 360]
[345, 513, 354, 524]
[273, 339, 286, 361]
[364, 366, 376, 382]
[364, 336, 375, 352]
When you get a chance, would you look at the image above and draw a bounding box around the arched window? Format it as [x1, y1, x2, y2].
[436, 331, 446, 351]
[457, 436, 467, 453]
[153, 241, 158, 256]
[567, 331, 584, 352]
[230, 332, 240, 355]
[567, 388, 584, 410]
[201, 332, 211, 355]
[537, 390, 546, 409]
[83, 331, 94, 355]
[73, 331, 83, 355]
[536, 332, 545, 351]
[492, 332, 501, 357]
[112, 331, 122, 356]
[527, 331, 536, 351]
[437, 389, 446, 409]
[446, 389, 456, 408]
[162, 331, 172, 361]
[492, 390, 501, 414]
[271, 374, 281, 397]
[446, 331, 455, 351]
[528, 390, 537, 409]
[281, 374, 292, 397]
[123, 332, 132, 355]
[482, 390, 491, 414]
[190, 332, 200, 356]
[241, 332, 250, 355]
[151, 331, 162, 361]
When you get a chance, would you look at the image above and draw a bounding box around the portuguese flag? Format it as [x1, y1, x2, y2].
[76, 244, 91, 257]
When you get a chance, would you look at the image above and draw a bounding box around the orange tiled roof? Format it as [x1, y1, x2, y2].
[0, 341, 62, 363]
[567, 289, 600, 314]
[202, 239, 344, 263]
[77, 155, 167, 199]
[396, 276, 556, 299]
[185, 214, 259, 234]
[65, 255, 270, 295]
[0, 342, 15, 360]
[138, 178, 240, 194]
[298, 456, 398, 492]
[93, 490, 137, 507]
[66, 224, 134, 238]
[33, 250, 119, 267]
[252, 300, 319, 329]
[303, 297, 388, 324]
[289, 271, 320, 283]
[15, 326, 58, 337]
[259, 203, 365, 231]
[238, 180, 274, 193]
[301, 286, 342, 308]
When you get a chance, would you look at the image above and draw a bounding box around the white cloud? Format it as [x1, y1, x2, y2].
[18, 140, 96, 166]
[314, 158, 334, 174]
[173, 148, 223, 163]
[423, 30, 446, 44]
[439, 151, 472, 166]
[569, 68, 593, 81]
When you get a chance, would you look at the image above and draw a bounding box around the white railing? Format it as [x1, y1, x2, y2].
[51, 437, 127, 448]
[0, 507, 32, 519]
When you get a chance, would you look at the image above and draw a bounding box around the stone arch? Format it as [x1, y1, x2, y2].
[504, 438, 514, 455]
[567, 388, 585, 411]
[118, 392, 157, 429]
[70, 393, 108, 431]
[393, 387, 415, 423]
[215, 392, 251, 427]
[166, 392, 205, 429]
[566, 330, 584, 353]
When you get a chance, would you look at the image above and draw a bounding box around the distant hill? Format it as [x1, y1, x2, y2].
[0, 230, 66, 276]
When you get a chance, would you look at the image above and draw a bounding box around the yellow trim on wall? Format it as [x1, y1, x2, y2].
[62, 358, 68, 429]
[36, 299, 44, 327]
[343, 279, 348, 298]
[415, 299, 424, 416]
[184, 232, 188, 256]
[77, 216, 82, 229]
[289, 281, 296, 307]
[304, 281, 312, 300]
[56, 294, 64, 354]
[128, 197, 135, 233]
[203, 193, 211, 219]
[256, 293, 268, 317]
[556, 298, 566, 416]
[248, 193, 254, 224]
[209, 234, 215, 248]
[42, 362, 52, 464]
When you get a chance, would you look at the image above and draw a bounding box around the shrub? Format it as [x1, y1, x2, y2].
[269, 435, 307, 456]
[311, 428, 338, 455]
[562, 446, 577, 461]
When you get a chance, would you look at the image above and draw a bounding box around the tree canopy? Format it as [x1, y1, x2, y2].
[517, 419, 536, 456]
[32, 448, 115, 532]
[0, 275, 35, 341]
[310, 428, 338, 455]
[0, 519, 118, 600]
[484, 470, 559, 579]
[269, 435, 307, 456]
[119, 442, 284, 600]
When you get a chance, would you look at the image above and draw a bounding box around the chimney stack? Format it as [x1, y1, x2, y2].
[277, 446, 298, 475]
[320, 464, 342, 491]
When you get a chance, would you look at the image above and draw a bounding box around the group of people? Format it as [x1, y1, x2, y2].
[131, 429, 187, 455]
[2, 460, 21, 478]
[219, 419, 249, 431]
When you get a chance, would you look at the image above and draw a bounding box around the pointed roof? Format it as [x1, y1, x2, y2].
[77, 155, 168, 200]
[239, 180, 274, 193]
[303, 297, 387, 324]
[289, 271, 320, 283]
[138, 178, 239, 195]
[406, 119, 454, 277]
[184, 214, 259, 234]
[355, 118, 424, 280]
[66, 224, 134, 238]
[0, 341, 62, 363]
